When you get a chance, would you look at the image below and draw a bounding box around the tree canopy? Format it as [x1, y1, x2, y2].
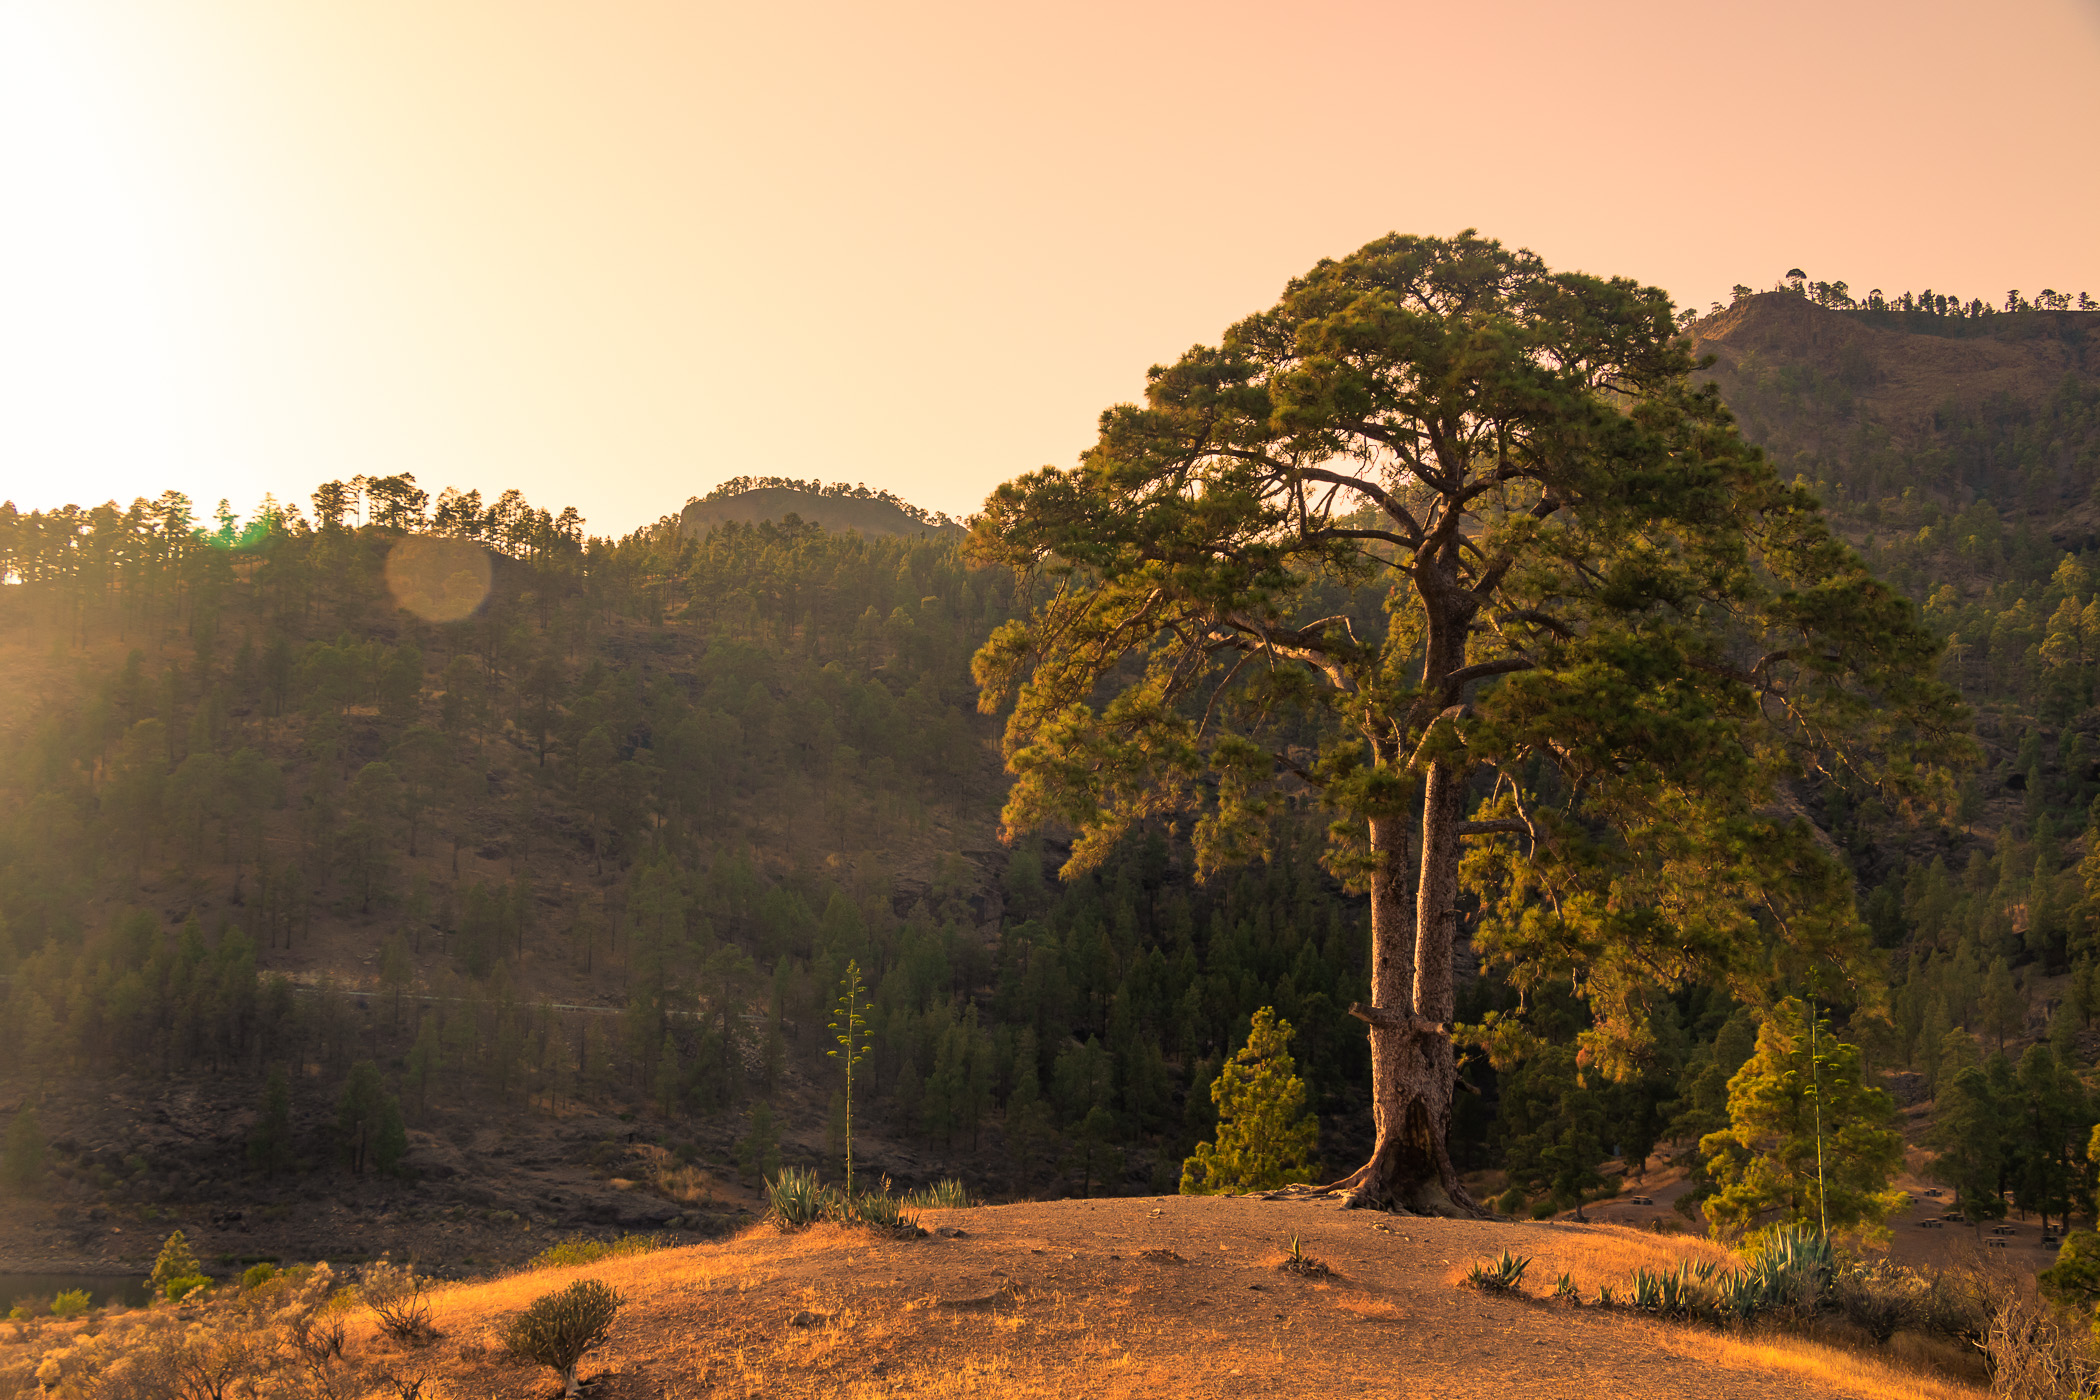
[972, 230, 1968, 1211]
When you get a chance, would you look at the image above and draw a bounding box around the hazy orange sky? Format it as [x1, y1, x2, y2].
[4, 0, 2097, 537]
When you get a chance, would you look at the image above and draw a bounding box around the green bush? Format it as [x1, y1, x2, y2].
[527, 1234, 668, 1271]
[48, 1290, 90, 1318]
[501, 1279, 622, 1398]
[2040, 1231, 2100, 1312]
[163, 1275, 211, 1303]
[241, 1263, 279, 1290]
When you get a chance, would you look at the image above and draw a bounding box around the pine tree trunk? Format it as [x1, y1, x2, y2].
[1324, 768, 1482, 1216]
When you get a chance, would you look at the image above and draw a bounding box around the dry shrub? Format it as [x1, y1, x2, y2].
[1984, 1287, 2100, 1399]
[57, 1262, 356, 1399]
[1832, 1261, 1927, 1344]
[633, 1143, 733, 1206]
[500, 1279, 623, 1398]
[361, 1260, 440, 1346]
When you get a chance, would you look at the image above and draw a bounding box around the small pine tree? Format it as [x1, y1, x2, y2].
[379, 931, 413, 1030]
[2, 1105, 45, 1196]
[149, 1229, 206, 1300]
[337, 1061, 388, 1174]
[1179, 1007, 1319, 1194]
[373, 1094, 409, 1177]
[1982, 958, 2025, 1050]
[248, 1069, 293, 1178]
[653, 1032, 681, 1121]
[2039, 1229, 2100, 1312]
[736, 1102, 782, 1184]
[406, 1015, 440, 1108]
[1698, 998, 1907, 1240]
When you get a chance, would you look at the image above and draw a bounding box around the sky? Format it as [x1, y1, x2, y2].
[3, 0, 2098, 538]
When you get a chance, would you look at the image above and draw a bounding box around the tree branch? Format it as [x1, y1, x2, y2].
[1300, 525, 1416, 551]
[1443, 656, 1534, 695]
[1293, 465, 1427, 543]
[1455, 819, 1530, 837]
[1348, 1002, 1450, 1036]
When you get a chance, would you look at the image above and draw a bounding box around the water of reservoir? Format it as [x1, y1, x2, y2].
[0, 1273, 151, 1311]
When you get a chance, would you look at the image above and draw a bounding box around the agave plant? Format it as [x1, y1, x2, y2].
[848, 1184, 922, 1234]
[1465, 1251, 1531, 1294]
[1656, 1266, 1693, 1319]
[1741, 1225, 1835, 1315]
[764, 1167, 830, 1229]
[1718, 1268, 1768, 1324]
[1553, 1272, 1581, 1304]
[902, 1178, 972, 1209]
[1629, 1266, 1664, 1313]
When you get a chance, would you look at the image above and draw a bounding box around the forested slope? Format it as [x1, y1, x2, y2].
[0, 488, 1372, 1225]
[1656, 292, 2100, 1223]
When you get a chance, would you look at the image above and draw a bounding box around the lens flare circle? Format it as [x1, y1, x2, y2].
[384, 536, 491, 622]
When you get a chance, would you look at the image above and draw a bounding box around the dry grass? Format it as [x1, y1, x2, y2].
[1470, 1220, 1736, 1297]
[1652, 1326, 1986, 1400]
[1434, 1222, 1734, 1301]
[4, 1201, 1992, 1399]
[325, 1200, 1989, 1399]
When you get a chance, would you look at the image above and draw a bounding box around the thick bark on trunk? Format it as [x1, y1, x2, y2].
[1315, 772, 1481, 1214]
[1326, 769, 1481, 1215]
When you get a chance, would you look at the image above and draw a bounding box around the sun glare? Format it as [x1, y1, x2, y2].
[0, 5, 206, 507]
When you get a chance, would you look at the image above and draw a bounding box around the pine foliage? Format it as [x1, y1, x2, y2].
[1698, 999, 1905, 1238]
[1179, 1007, 1318, 1194]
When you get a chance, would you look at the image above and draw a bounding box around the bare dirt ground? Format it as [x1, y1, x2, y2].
[351, 1196, 1985, 1400]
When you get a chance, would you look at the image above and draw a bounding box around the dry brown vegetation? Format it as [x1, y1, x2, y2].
[2, 1196, 2017, 1399]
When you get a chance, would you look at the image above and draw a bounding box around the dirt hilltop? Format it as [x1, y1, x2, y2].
[678, 487, 964, 539]
[1689, 294, 2097, 426]
[350, 1195, 1983, 1400]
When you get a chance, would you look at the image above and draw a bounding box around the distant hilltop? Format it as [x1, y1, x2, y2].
[1689, 290, 2097, 425]
[1684, 288, 2099, 551]
[678, 478, 966, 540]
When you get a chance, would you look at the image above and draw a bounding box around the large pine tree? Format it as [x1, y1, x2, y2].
[971, 231, 1967, 1213]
